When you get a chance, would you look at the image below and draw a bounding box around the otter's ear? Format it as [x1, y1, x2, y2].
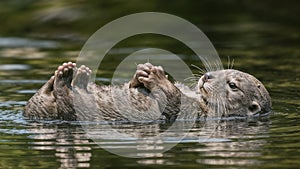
[248, 101, 261, 114]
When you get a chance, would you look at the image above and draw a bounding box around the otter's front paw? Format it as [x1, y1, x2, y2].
[138, 65, 168, 90]
[129, 62, 154, 88]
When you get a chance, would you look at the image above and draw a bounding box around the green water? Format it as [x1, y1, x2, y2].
[0, 1, 300, 168]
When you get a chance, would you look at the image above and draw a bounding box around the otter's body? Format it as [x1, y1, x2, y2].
[24, 62, 271, 121]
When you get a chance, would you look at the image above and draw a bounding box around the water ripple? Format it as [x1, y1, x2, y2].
[0, 79, 47, 84]
[0, 64, 31, 70]
[0, 37, 60, 49]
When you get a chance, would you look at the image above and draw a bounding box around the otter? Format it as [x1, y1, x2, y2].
[23, 62, 271, 121]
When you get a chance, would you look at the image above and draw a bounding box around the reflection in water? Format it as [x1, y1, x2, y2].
[27, 123, 92, 168]
[194, 120, 269, 166]
[19, 117, 269, 168]
[0, 97, 271, 168]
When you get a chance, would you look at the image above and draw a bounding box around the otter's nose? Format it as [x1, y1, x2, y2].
[202, 72, 213, 83]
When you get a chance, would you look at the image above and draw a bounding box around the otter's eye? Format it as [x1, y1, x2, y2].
[228, 82, 238, 90]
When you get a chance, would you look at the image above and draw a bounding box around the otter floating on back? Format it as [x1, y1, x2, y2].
[23, 62, 272, 121]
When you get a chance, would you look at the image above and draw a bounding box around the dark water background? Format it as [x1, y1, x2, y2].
[0, 0, 300, 168]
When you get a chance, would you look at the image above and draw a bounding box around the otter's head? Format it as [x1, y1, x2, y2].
[198, 69, 272, 117]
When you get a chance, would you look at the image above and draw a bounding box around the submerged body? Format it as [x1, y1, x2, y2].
[24, 62, 271, 121]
